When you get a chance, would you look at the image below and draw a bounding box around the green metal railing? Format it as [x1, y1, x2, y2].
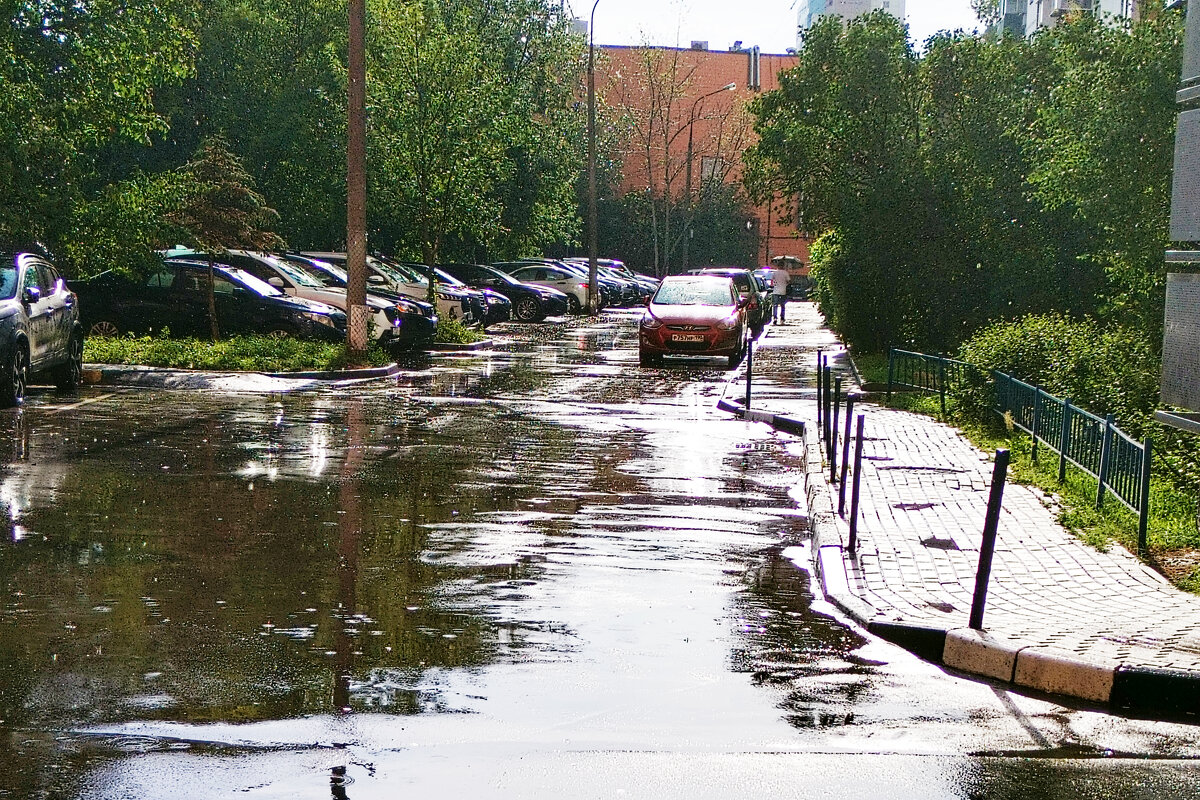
[886, 349, 980, 417]
[888, 350, 1152, 553]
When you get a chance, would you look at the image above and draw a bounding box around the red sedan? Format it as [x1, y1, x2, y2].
[638, 275, 750, 368]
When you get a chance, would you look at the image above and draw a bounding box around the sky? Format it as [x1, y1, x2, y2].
[579, 0, 983, 55]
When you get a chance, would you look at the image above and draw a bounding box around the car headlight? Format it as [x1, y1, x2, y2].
[716, 315, 740, 330]
[303, 311, 337, 328]
[641, 314, 663, 330]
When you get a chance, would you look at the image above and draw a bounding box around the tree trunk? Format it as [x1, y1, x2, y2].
[207, 253, 220, 341]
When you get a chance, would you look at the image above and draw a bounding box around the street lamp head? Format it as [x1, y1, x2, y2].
[723, 82, 736, 91]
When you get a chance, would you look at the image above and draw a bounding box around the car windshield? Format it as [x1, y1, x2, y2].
[433, 268, 465, 286]
[224, 268, 284, 297]
[652, 279, 734, 306]
[0, 265, 17, 300]
[293, 259, 345, 288]
[266, 256, 326, 289]
[372, 258, 424, 286]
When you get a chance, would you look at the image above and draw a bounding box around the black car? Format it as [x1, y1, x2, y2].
[0, 252, 84, 406]
[432, 267, 510, 327]
[74, 260, 347, 342]
[440, 264, 570, 322]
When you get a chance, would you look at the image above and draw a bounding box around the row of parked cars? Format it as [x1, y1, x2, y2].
[0, 248, 666, 406]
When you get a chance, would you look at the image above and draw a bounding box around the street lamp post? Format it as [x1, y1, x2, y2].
[681, 83, 736, 273]
[586, 0, 600, 314]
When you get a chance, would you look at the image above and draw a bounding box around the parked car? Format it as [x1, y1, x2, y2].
[438, 263, 570, 322]
[496, 262, 592, 314]
[697, 267, 768, 334]
[301, 252, 478, 325]
[431, 267, 510, 327]
[0, 251, 83, 406]
[562, 258, 649, 304]
[638, 275, 749, 368]
[273, 253, 439, 351]
[169, 250, 431, 351]
[75, 260, 346, 342]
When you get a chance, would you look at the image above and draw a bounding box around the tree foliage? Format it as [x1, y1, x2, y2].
[745, 11, 1183, 355]
[0, 0, 195, 250]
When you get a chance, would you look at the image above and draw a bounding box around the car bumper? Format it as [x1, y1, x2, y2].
[639, 327, 743, 357]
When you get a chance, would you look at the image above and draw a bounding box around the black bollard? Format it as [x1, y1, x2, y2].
[968, 449, 1011, 630]
[744, 339, 753, 410]
[831, 378, 842, 483]
[848, 414, 865, 554]
[839, 394, 856, 515]
[816, 349, 823, 429]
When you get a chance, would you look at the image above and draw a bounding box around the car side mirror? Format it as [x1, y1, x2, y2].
[643, 295, 653, 306]
[368, 274, 386, 285]
[738, 297, 750, 308]
[22, 286, 40, 304]
[268, 276, 285, 288]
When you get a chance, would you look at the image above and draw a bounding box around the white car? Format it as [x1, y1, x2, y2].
[500, 263, 589, 314]
[166, 250, 415, 345]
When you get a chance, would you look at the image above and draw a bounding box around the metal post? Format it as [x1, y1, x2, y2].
[1138, 437, 1152, 556]
[848, 414, 866, 553]
[1031, 386, 1042, 463]
[823, 363, 832, 452]
[886, 349, 895, 404]
[1058, 399, 1072, 483]
[838, 394, 856, 515]
[744, 339, 753, 409]
[938, 357, 947, 418]
[831, 378, 842, 483]
[1096, 414, 1114, 509]
[969, 449, 1011, 631]
[816, 349, 823, 429]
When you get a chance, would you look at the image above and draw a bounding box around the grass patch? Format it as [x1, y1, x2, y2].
[84, 332, 393, 373]
[434, 317, 485, 345]
[852, 351, 889, 386]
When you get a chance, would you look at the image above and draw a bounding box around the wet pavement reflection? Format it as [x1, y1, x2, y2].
[0, 309, 1198, 798]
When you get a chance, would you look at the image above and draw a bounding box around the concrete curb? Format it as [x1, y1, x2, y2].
[83, 362, 400, 390]
[427, 338, 495, 351]
[716, 380, 1200, 721]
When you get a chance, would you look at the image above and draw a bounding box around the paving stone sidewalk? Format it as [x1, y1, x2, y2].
[732, 302, 1200, 713]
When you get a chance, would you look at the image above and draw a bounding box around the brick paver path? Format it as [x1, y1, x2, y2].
[745, 303, 1200, 673]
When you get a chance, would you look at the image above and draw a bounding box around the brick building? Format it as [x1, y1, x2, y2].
[596, 43, 809, 273]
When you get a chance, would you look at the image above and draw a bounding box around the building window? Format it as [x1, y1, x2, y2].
[700, 157, 725, 185]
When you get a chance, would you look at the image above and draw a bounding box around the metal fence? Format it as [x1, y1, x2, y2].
[886, 349, 980, 417]
[889, 350, 1152, 552]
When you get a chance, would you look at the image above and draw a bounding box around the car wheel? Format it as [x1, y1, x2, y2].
[0, 343, 28, 408]
[567, 294, 582, 315]
[266, 326, 298, 339]
[53, 331, 84, 391]
[514, 296, 541, 322]
[89, 319, 121, 338]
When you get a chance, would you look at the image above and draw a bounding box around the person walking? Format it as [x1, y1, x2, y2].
[768, 265, 790, 323]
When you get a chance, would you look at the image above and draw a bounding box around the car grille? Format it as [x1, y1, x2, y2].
[666, 324, 710, 332]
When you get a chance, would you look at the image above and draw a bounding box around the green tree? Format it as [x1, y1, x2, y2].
[167, 137, 284, 340]
[1, 0, 195, 253]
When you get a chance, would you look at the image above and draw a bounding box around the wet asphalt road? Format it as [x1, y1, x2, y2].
[1, 307, 1198, 799]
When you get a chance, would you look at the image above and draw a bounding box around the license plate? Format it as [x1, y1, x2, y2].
[671, 334, 704, 342]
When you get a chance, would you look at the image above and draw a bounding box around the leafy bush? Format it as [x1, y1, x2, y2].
[434, 317, 484, 345]
[84, 333, 392, 372]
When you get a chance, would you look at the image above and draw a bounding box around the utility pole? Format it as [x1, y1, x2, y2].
[586, 0, 601, 314]
[346, 0, 368, 360]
